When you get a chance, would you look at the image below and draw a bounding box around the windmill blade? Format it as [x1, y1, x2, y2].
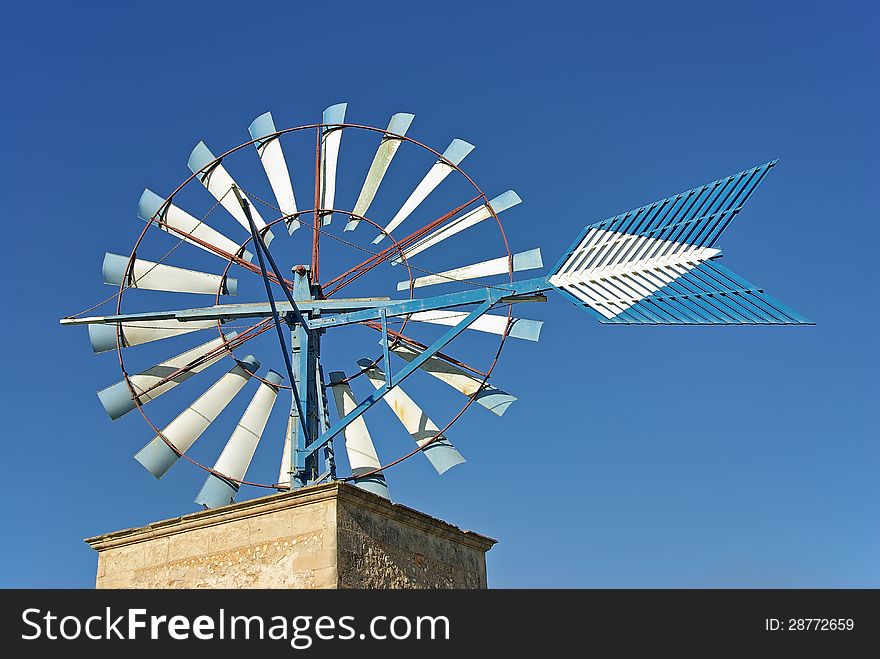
[97, 331, 238, 420]
[188, 141, 275, 245]
[319, 102, 347, 226]
[89, 319, 220, 354]
[328, 371, 390, 498]
[276, 415, 293, 489]
[248, 112, 299, 234]
[391, 190, 522, 263]
[138, 189, 253, 262]
[195, 370, 283, 508]
[372, 139, 475, 244]
[358, 359, 465, 475]
[408, 310, 543, 341]
[102, 253, 237, 295]
[397, 248, 543, 291]
[548, 162, 811, 324]
[345, 112, 415, 232]
[134, 355, 259, 479]
[389, 343, 516, 416]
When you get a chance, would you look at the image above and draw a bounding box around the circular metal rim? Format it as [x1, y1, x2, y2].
[114, 120, 515, 490]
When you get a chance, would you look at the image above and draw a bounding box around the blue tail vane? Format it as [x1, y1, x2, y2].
[547, 162, 812, 325]
[600, 261, 810, 324]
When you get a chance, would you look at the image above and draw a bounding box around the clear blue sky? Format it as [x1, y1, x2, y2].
[2, 1, 876, 587]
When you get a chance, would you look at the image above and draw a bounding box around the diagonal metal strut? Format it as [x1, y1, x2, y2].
[232, 185, 310, 446]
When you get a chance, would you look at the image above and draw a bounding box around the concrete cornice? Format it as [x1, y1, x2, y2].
[85, 482, 342, 551]
[85, 481, 496, 553]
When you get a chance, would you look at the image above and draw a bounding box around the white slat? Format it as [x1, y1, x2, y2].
[277, 415, 294, 488]
[249, 112, 299, 233]
[138, 189, 251, 261]
[397, 248, 542, 290]
[549, 228, 722, 318]
[329, 372, 390, 498]
[134, 355, 259, 479]
[389, 343, 516, 416]
[409, 310, 543, 341]
[391, 190, 521, 263]
[211, 370, 281, 481]
[346, 112, 415, 232]
[102, 253, 236, 295]
[358, 360, 465, 475]
[373, 139, 475, 244]
[195, 370, 282, 508]
[88, 319, 219, 354]
[320, 103, 347, 226]
[188, 142, 274, 245]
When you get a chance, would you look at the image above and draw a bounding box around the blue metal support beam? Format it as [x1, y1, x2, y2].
[380, 308, 391, 387]
[62, 279, 550, 328]
[233, 186, 311, 461]
[301, 299, 494, 458]
[307, 277, 551, 330]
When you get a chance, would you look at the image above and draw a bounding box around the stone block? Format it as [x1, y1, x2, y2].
[85, 482, 495, 589]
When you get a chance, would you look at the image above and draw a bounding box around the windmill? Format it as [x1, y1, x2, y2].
[60, 104, 811, 509]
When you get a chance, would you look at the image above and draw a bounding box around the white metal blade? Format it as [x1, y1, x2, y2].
[328, 372, 390, 498]
[408, 310, 543, 341]
[138, 189, 253, 262]
[248, 112, 299, 234]
[345, 112, 415, 232]
[188, 142, 274, 245]
[373, 139, 474, 244]
[89, 319, 220, 354]
[358, 359, 465, 475]
[397, 248, 543, 291]
[319, 103, 347, 226]
[277, 415, 293, 488]
[96, 331, 238, 420]
[134, 355, 259, 479]
[195, 369, 283, 507]
[388, 344, 516, 416]
[391, 190, 522, 264]
[102, 253, 236, 296]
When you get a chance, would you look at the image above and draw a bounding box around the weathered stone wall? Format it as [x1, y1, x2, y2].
[86, 482, 494, 589]
[337, 491, 488, 588]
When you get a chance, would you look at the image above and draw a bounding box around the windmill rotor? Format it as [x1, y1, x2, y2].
[60, 104, 811, 509]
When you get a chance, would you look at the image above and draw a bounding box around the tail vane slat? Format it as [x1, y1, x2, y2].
[601, 262, 811, 325]
[549, 162, 811, 325]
